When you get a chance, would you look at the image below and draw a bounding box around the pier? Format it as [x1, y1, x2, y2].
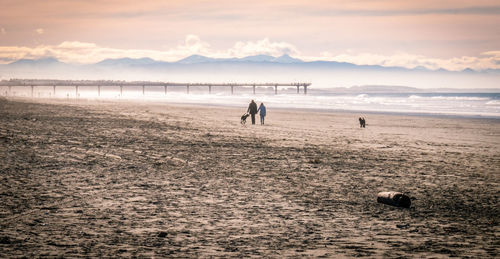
[1, 80, 311, 97]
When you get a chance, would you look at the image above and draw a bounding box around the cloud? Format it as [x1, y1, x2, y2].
[482, 51, 500, 58]
[0, 35, 499, 71]
[225, 38, 300, 58]
[35, 28, 44, 35]
[0, 27, 5, 35]
[176, 34, 211, 55]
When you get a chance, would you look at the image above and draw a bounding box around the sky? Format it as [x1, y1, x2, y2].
[0, 0, 500, 71]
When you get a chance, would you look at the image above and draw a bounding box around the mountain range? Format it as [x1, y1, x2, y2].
[4, 54, 500, 73]
[6, 54, 306, 66]
[1, 54, 499, 89]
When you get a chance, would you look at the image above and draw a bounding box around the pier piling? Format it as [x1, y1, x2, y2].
[1, 80, 311, 97]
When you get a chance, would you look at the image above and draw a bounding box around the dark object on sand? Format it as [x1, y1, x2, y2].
[359, 117, 366, 128]
[377, 191, 411, 208]
[241, 113, 249, 124]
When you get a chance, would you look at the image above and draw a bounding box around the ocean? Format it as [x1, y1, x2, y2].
[155, 91, 500, 119]
[2, 85, 499, 118]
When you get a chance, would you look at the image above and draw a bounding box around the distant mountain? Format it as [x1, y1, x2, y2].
[96, 57, 163, 66]
[272, 54, 303, 63]
[235, 54, 303, 63]
[483, 68, 500, 74]
[4, 56, 497, 74]
[237, 54, 275, 62]
[9, 57, 64, 66]
[176, 54, 304, 64]
[176, 55, 215, 64]
[461, 68, 475, 73]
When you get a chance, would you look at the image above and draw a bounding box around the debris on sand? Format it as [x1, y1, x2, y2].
[377, 191, 411, 208]
[105, 153, 122, 160]
[396, 223, 410, 229]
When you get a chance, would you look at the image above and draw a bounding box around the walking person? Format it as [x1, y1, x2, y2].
[258, 102, 266, 125]
[247, 100, 258, 125]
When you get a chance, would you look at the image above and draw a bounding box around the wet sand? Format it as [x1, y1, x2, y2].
[0, 97, 499, 257]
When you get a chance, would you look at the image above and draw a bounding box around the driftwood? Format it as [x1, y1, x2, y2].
[377, 191, 411, 208]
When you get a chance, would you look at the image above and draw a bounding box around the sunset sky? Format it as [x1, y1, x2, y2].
[1, 0, 499, 71]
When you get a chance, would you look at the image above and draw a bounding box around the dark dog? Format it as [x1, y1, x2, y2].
[241, 113, 249, 124]
[359, 117, 366, 128]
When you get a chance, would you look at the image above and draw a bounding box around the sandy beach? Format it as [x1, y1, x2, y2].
[0, 97, 499, 258]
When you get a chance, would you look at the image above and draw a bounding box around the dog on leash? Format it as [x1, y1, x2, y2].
[240, 113, 250, 124]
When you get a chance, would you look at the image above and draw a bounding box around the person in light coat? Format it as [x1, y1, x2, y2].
[258, 102, 266, 125]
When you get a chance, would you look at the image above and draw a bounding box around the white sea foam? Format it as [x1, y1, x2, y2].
[485, 100, 500, 105]
[430, 96, 490, 101]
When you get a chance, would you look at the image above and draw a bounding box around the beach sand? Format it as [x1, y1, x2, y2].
[0, 97, 499, 257]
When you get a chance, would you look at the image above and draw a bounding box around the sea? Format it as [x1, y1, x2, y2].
[1, 85, 499, 119]
[149, 91, 500, 119]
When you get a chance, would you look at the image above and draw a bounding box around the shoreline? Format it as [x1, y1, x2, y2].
[5, 96, 500, 121]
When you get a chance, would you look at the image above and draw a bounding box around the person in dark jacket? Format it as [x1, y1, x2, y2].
[247, 100, 258, 125]
[257, 102, 266, 125]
